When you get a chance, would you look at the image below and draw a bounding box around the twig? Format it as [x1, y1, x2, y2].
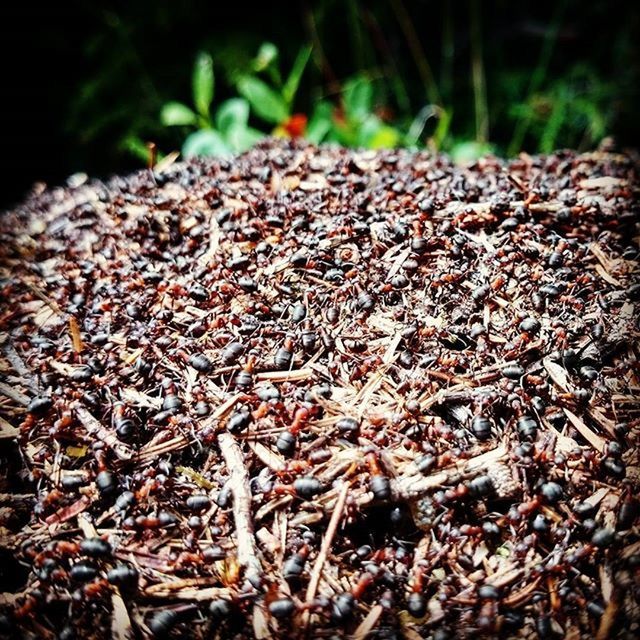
[74, 404, 134, 461]
[563, 408, 607, 453]
[352, 604, 383, 640]
[0, 417, 19, 439]
[218, 432, 262, 585]
[247, 441, 286, 472]
[301, 481, 350, 634]
[112, 592, 134, 640]
[78, 514, 133, 640]
[256, 368, 315, 382]
[391, 443, 509, 501]
[0, 382, 29, 406]
[69, 316, 84, 353]
[134, 434, 189, 462]
[596, 592, 619, 640]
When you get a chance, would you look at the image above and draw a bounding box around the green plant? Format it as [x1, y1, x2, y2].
[55, 0, 634, 185]
[306, 75, 436, 149]
[508, 64, 613, 154]
[235, 42, 312, 130]
[330, 74, 404, 148]
[160, 52, 263, 157]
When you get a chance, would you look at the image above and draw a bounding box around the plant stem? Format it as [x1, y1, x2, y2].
[441, 0, 454, 105]
[469, 0, 488, 143]
[508, 0, 568, 155]
[361, 6, 411, 115]
[303, 1, 341, 94]
[348, 0, 366, 70]
[389, 0, 441, 106]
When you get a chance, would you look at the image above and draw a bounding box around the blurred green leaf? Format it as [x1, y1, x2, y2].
[183, 129, 230, 157]
[329, 117, 356, 147]
[192, 52, 214, 119]
[306, 101, 333, 144]
[343, 75, 373, 121]
[253, 42, 279, 72]
[237, 75, 289, 124]
[358, 115, 401, 148]
[121, 135, 152, 161]
[283, 45, 312, 106]
[432, 108, 452, 150]
[225, 124, 264, 153]
[216, 98, 250, 134]
[160, 101, 198, 127]
[450, 140, 494, 164]
[575, 98, 606, 142]
[368, 125, 402, 149]
[540, 92, 567, 153]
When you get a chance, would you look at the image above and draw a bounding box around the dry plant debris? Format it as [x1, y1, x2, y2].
[0, 139, 638, 639]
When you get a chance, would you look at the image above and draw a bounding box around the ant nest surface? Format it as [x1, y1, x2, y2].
[0, 139, 638, 639]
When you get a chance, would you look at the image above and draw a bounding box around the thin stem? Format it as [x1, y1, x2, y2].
[389, 0, 441, 106]
[508, 0, 567, 155]
[469, 0, 488, 143]
[361, 6, 411, 115]
[303, 1, 341, 95]
[347, 0, 366, 70]
[441, 0, 454, 105]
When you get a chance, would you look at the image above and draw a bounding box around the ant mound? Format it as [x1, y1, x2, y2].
[0, 139, 638, 638]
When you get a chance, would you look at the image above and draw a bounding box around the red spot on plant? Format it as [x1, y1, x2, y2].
[283, 113, 307, 138]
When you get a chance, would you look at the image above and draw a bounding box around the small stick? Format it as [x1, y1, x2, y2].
[502, 575, 542, 607]
[301, 481, 350, 633]
[144, 577, 224, 595]
[69, 316, 84, 354]
[0, 417, 20, 439]
[256, 368, 314, 382]
[353, 604, 383, 640]
[134, 434, 190, 462]
[147, 142, 158, 184]
[45, 495, 91, 525]
[75, 404, 134, 461]
[0, 382, 29, 406]
[596, 593, 619, 640]
[247, 441, 286, 472]
[78, 515, 133, 640]
[217, 432, 262, 585]
[4, 343, 31, 379]
[563, 408, 607, 453]
[392, 443, 509, 501]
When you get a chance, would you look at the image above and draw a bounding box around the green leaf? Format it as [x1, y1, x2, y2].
[182, 129, 230, 158]
[540, 94, 566, 153]
[306, 101, 333, 144]
[121, 135, 151, 162]
[160, 101, 198, 127]
[253, 42, 279, 72]
[192, 52, 214, 118]
[225, 124, 264, 153]
[330, 117, 356, 147]
[368, 125, 401, 149]
[215, 98, 250, 134]
[283, 45, 312, 106]
[358, 115, 401, 149]
[237, 76, 289, 124]
[343, 75, 373, 121]
[450, 140, 494, 164]
[432, 108, 452, 150]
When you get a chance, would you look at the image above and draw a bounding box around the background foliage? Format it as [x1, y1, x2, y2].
[1, 1, 638, 206]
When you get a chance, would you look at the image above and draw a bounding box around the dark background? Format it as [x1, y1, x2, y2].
[0, 1, 638, 209]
